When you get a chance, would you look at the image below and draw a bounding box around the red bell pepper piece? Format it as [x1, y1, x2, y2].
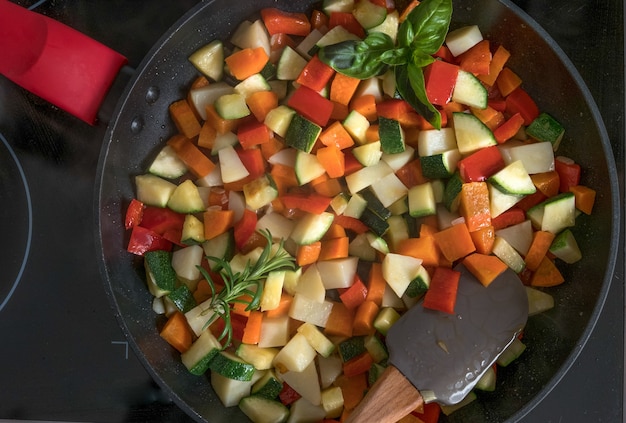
[339, 275, 368, 309]
[491, 207, 526, 230]
[333, 214, 369, 234]
[342, 351, 375, 377]
[493, 112, 524, 143]
[423, 60, 460, 107]
[237, 120, 271, 149]
[127, 225, 173, 256]
[234, 209, 258, 251]
[554, 159, 581, 193]
[124, 198, 145, 229]
[287, 85, 334, 127]
[412, 402, 441, 423]
[296, 55, 336, 93]
[260, 8, 311, 37]
[328, 12, 365, 38]
[237, 147, 266, 179]
[423, 267, 460, 314]
[310, 9, 329, 31]
[279, 383, 302, 406]
[376, 99, 413, 121]
[458, 145, 505, 182]
[433, 45, 455, 63]
[515, 190, 547, 211]
[505, 87, 539, 125]
[139, 206, 185, 235]
[280, 192, 333, 214]
[343, 150, 364, 175]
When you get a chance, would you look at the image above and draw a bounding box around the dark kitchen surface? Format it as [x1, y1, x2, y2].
[0, 0, 622, 422]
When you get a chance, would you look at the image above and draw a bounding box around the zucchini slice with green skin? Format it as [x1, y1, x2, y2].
[144, 250, 177, 297]
[420, 149, 462, 179]
[378, 116, 406, 154]
[453, 112, 497, 155]
[188, 39, 224, 82]
[181, 329, 222, 375]
[452, 69, 488, 109]
[251, 369, 284, 399]
[209, 351, 256, 381]
[167, 179, 206, 214]
[148, 145, 188, 179]
[352, 0, 387, 29]
[276, 46, 308, 81]
[488, 160, 536, 196]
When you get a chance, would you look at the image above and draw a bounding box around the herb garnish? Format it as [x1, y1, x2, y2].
[318, 0, 453, 129]
[198, 229, 295, 348]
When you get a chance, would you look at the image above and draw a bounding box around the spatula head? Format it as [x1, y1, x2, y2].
[386, 264, 528, 405]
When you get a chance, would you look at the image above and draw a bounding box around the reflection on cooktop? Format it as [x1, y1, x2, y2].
[0, 132, 32, 311]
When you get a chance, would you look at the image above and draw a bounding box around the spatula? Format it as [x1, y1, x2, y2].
[346, 263, 528, 423]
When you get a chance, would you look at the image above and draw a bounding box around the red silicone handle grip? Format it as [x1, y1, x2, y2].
[0, 0, 128, 124]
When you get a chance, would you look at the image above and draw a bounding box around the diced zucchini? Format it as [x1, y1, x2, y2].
[167, 179, 206, 214]
[499, 141, 555, 174]
[526, 113, 565, 150]
[290, 212, 334, 245]
[444, 172, 463, 212]
[260, 270, 286, 311]
[211, 369, 261, 407]
[215, 93, 250, 120]
[209, 350, 256, 381]
[453, 112, 497, 155]
[452, 69, 488, 109]
[475, 365, 496, 392]
[239, 395, 289, 423]
[297, 322, 336, 357]
[440, 391, 477, 416]
[135, 174, 177, 208]
[526, 286, 555, 316]
[210, 130, 239, 155]
[181, 214, 205, 245]
[338, 336, 366, 362]
[218, 145, 250, 183]
[348, 232, 378, 261]
[144, 250, 177, 298]
[321, 386, 344, 419]
[166, 284, 197, 314]
[492, 236, 526, 273]
[496, 337, 526, 367]
[368, 362, 387, 385]
[378, 116, 406, 154]
[381, 253, 424, 298]
[345, 161, 394, 194]
[488, 160, 536, 195]
[364, 334, 388, 363]
[408, 182, 437, 218]
[171, 244, 204, 283]
[188, 82, 235, 120]
[180, 329, 222, 375]
[244, 174, 279, 210]
[352, 0, 387, 29]
[488, 183, 523, 218]
[330, 192, 350, 215]
[527, 192, 576, 234]
[316, 25, 361, 50]
[294, 151, 327, 185]
[385, 215, 410, 252]
[373, 307, 401, 336]
[234, 73, 270, 99]
[369, 10, 399, 43]
[188, 39, 224, 81]
[148, 145, 188, 179]
[202, 229, 235, 271]
[251, 369, 284, 399]
[352, 140, 383, 167]
[369, 172, 409, 208]
[549, 228, 582, 263]
[445, 25, 483, 57]
[359, 207, 390, 236]
[231, 19, 271, 56]
[277, 46, 308, 81]
[420, 149, 462, 179]
[284, 113, 322, 153]
[343, 193, 367, 218]
[361, 188, 391, 220]
[367, 231, 390, 254]
[405, 265, 430, 298]
[322, 0, 355, 14]
[343, 110, 370, 145]
[495, 219, 533, 256]
[417, 127, 457, 156]
[236, 343, 280, 371]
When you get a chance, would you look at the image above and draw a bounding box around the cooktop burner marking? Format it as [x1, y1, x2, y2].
[28, 0, 48, 10]
[0, 133, 33, 313]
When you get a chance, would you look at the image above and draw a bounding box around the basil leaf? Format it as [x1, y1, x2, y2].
[405, 0, 453, 55]
[395, 63, 441, 129]
[397, 16, 415, 47]
[380, 47, 410, 66]
[318, 33, 395, 79]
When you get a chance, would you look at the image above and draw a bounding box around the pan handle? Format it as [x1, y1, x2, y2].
[0, 0, 127, 125]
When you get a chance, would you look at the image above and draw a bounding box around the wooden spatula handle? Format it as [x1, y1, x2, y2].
[345, 365, 424, 423]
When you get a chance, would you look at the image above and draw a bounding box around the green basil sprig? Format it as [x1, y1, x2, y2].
[318, 0, 453, 129]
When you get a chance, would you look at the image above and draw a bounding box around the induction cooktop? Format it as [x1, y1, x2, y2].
[0, 1, 623, 422]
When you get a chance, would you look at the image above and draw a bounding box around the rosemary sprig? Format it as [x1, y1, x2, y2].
[198, 229, 295, 348]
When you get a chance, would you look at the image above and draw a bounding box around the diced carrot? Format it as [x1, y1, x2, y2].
[463, 253, 508, 287]
[167, 134, 216, 178]
[399, 0, 421, 23]
[241, 310, 263, 344]
[323, 223, 347, 240]
[339, 275, 368, 310]
[352, 300, 380, 336]
[193, 279, 214, 303]
[270, 163, 299, 189]
[159, 311, 194, 353]
[351, 95, 378, 122]
[224, 47, 269, 80]
[197, 121, 217, 150]
[423, 267, 460, 314]
[471, 105, 504, 131]
[265, 293, 294, 318]
[331, 100, 350, 121]
[261, 135, 285, 161]
[419, 220, 439, 237]
[365, 124, 380, 143]
[231, 294, 254, 317]
[319, 121, 355, 150]
[433, 223, 476, 262]
[261, 7, 311, 37]
[343, 351, 375, 377]
[189, 75, 210, 90]
[319, 236, 349, 261]
[247, 90, 279, 122]
[396, 237, 440, 268]
[203, 208, 235, 240]
[496, 67, 522, 97]
[365, 262, 386, 306]
[334, 372, 368, 411]
[317, 145, 345, 178]
[531, 171, 560, 198]
[169, 99, 201, 139]
[530, 256, 565, 287]
[330, 72, 361, 106]
[524, 230, 556, 272]
[478, 44, 511, 86]
[458, 39, 491, 75]
[205, 104, 241, 134]
[324, 301, 355, 338]
[569, 185, 596, 215]
[459, 182, 491, 232]
[312, 176, 343, 197]
[469, 225, 495, 255]
[296, 241, 321, 266]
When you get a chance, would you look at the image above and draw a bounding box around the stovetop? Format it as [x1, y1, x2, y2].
[0, 0, 623, 422]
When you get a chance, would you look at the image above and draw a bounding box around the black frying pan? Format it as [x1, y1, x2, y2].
[4, 0, 621, 421]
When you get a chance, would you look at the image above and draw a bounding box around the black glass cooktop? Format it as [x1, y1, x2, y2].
[0, 0, 623, 422]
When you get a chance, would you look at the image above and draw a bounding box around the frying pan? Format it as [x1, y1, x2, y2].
[3, 0, 619, 421]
